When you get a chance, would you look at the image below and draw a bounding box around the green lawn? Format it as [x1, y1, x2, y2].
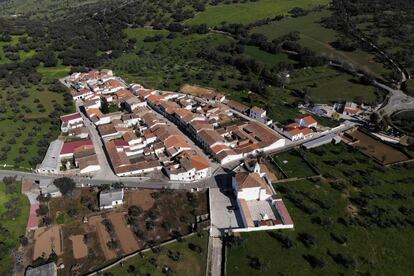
[107, 232, 209, 276]
[37, 63, 71, 79]
[273, 150, 316, 178]
[227, 143, 414, 275]
[186, 0, 329, 26]
[244, 46, 293, 66]
[288, 66, 381, 104]
[251, 10, 389, 78]
[0, 181, 30, 275]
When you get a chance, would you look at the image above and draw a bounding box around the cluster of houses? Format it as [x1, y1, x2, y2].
[282, 114, 318, 141]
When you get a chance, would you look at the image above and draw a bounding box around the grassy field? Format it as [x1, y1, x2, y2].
[273, 150, 317, 178]
[251, 10, 390, 78]
[37, 63, 71, 80]
[0, 181, 29, 275]
[227, 143, 414, 275]
[107, 232, 209, 276]
[244, 46, 293, 66]
[186, 0, 329, 26]
[288, 66, 381, 104]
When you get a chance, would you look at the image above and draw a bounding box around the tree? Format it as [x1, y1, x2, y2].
[53, 177, 76, 196]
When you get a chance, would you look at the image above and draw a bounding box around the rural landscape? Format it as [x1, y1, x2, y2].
[0, 0, 413, 275]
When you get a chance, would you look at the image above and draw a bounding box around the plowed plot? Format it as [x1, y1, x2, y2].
[126, 189, 155, 211]
[349, 130, 410, 165]
[180, 84, 215, 97]
[88, 216, 116, 260]
[33, 225, 62, 260]
[108, 212, 140, 254]
[69, 235, 88, 259]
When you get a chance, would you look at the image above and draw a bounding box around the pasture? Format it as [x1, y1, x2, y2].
[251, 10, 389, 78]
[186, 0, 329, 26]
[227, 143, 414, 275]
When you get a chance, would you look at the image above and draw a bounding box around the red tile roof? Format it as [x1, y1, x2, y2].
[60, 113, 81, 123]
[61, 140, 93, 155]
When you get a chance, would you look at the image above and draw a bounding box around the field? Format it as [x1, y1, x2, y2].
[227, 143, 414, 275]
[28, 188, 209, 274]
[251, 10, 390, 78]
[186, 0, 329, 26]
[272, 150, 317, 178]
[288, 66, 381, 104]
[344, 129, 411, 165]
[108, 232, 209, 276]
[0, 181, 29, 275]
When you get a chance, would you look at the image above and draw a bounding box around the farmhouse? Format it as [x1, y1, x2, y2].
[295, 114, 317, 128]
[283, 123, 313, 141]
[99, 189, 124, 209]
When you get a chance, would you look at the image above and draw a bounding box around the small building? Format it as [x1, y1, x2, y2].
[302, 134, 341, 149]
[99, 189, 124, 209]
[283, 123, 313, 141]
[343, 102, 360, 115]
[25, 262, 57, 276]
[60, 113, 83, 133]
[295, 114, 317, 128]
[249, 106, 267, 124]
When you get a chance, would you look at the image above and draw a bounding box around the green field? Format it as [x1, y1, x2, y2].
[288, 66, 381, 104]
[37, 63, 71, 80]
[227, 143, 414, 275]
[251, 10, 389, 78]
[0, 181, 29, 275]
[244, 46, 293, 66]
[273, 150, 317, 178]
[186, 0, 329, 26]
[108, 232, 208, 276]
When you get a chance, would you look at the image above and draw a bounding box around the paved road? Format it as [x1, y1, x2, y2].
[210, 237, 223, 276]
[375, 81, 414, 116]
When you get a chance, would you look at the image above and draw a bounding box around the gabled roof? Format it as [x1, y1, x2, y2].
[61, 140, 93, 155]
[235, 172, 271, 194]
[296, 114, 317, 125]
[60, 113, 81, 123]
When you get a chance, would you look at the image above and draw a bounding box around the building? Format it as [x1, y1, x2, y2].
[60, 113, 83, 132]
[99, 189, 124, 209]
[25, 262, 57, 276]
[36, 139, 64, 174]
[283, 123, 313, 141]
[295, 114, 317, 128]
[249, 106, 267, 123]
[232, 172, 294, 232]
[60, 140, 93, 159]
[343, 102, 360, 115]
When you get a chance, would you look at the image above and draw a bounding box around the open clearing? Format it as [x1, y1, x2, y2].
[33, 225, 63, 260]
[251, 10, 389, 78]
[344, 129, 410, 165]
[126, 189, 155, 211]
[108, 212, 140, 254]
[88, 215, 117, 260]
[69, 235, 88, 259]
[186, 0, 329, 26]
[272, 150, 317, 178]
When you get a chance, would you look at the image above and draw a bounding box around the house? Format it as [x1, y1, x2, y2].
[343, 102, 360, 115]
[99, 189, 124, 209]
[60, 140, 93, 159]
[166, 153, 210, 181]
[123, 97, 147, 112]
[232, 172, 294, 231]
[283, 123, 313, 141]
[60, 113, 83, 132]
[25, 262, 57, 276]
[249, 106, 267, 123]
[295, 114, 317, 128]
[39, 179, 62, 198]
[227, 100, 249, 114]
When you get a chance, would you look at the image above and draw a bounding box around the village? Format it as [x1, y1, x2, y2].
[18, 69, 414, 276]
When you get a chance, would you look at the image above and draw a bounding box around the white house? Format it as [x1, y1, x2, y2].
[249, 106, 267, 124]
[99, 189, 124, 209]
[124, 97, 147, 112]
[60, 113, 84, 133]
[295, 114, 317, 128]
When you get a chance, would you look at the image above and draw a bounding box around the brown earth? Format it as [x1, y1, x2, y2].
[88, 215, 116, 260]
[180, 84, 216, 97]
[349, 130, 410, 165]
[69, 235, 88, 259]
[33, 225, 63, 260]
[126, 189, 155, 211]
[108, 212, 140, 254]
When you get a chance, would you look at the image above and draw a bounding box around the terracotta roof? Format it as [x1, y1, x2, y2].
[235, 172, 272, 194]
[122, 131, 138, 142]
[211, 144, 230, 154]
[115, 160, 161, 174]
[198, 129, 225, 146]
[98, 123, 118, 136]
[61, 140, 93, 155]
[73, 144, 95, 159]
[105, 141, 130, 168]
[297, 114, 317, 125]
[60, 113, 81, 123]
[227, 100, 249, 113]
[78, 154, 99, 170]
[188, 155, 210, 171]
[86, 108, 103, 119]
[251, 106, 266, 114]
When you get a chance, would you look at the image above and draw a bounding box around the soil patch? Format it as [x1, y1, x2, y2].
[88, 215, 116, 260]
[180, 84, 216, 97]
[33, 225, 62, 260]
[126, 189, 155, 211]
[69, 235, 88, 259]
[108, 212, 140, 254]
